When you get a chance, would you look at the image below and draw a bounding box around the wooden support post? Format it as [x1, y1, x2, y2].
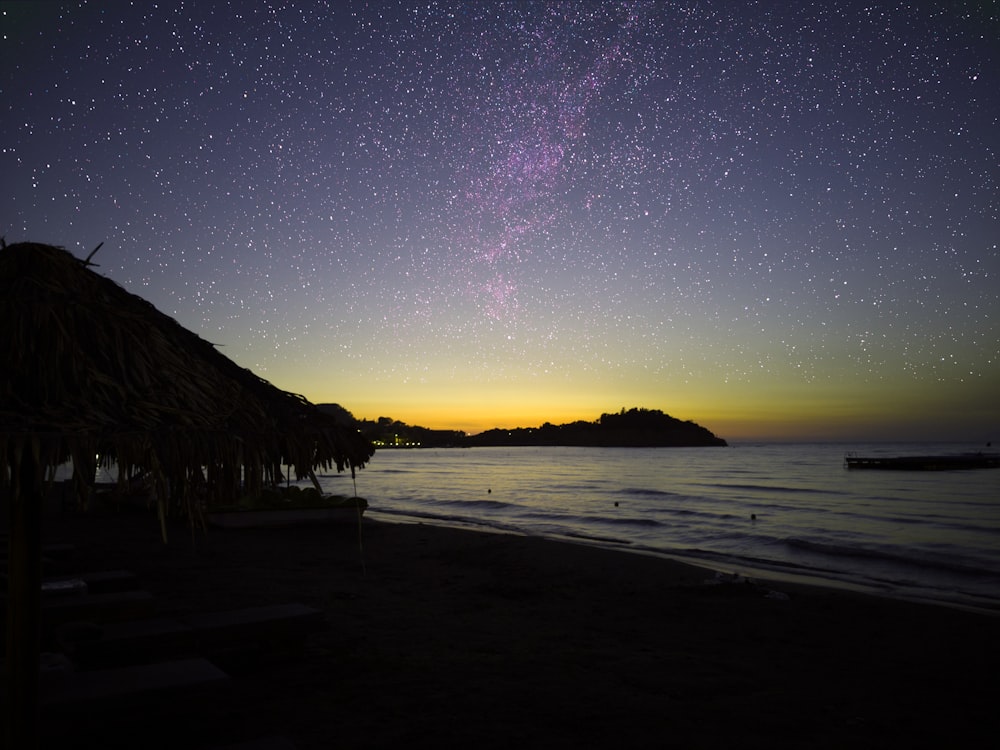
[308, 468, 323, 495]
[4, 451, 43, 750]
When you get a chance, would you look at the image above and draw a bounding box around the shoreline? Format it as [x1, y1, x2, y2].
[27, 508, 1000, 748]
[369, 509, 1000, 617]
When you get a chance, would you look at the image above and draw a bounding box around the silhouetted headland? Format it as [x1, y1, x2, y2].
[318, 405, 727, 448]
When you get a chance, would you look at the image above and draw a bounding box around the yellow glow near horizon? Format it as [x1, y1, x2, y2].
[278, 361, 1000, 443]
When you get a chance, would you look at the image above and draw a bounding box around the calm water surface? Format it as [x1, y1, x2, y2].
[311, 443, 1000, 613]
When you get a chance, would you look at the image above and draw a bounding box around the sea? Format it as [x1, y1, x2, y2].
[307, 443, 1000, 614]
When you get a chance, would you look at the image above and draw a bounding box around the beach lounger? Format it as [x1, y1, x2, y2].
[68, 603, 326, 668]
[42, 657, 229, 706]
[2, 569, 140, 595]
[39, 589, 156, 627]
[47, 569, 141, 595]
[64, 617, 197, 668]
[41, 578, 89, 597]
[0, 537, 75, 560]
[29, 658, 231, 749]
[0, 590, 156, 639]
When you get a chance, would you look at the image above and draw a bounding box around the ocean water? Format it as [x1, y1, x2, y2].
[309, 443, 1000, 613]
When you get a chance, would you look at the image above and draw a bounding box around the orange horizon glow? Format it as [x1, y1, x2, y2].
[294, 368, 999, 444]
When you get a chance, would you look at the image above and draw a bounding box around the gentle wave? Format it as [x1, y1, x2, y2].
[699, 482, 838, 495]
[424, 498, 517, 511]
[617, 487, 685, 498]
[783, 537, 1000, 578]
[602, 516, 664, 528]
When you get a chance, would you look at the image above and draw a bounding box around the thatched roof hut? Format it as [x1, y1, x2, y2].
[1, 241, 374, 512]
[1, 241, 375, 748]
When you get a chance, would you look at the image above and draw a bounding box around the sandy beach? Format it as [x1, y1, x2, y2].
[27, 507, 1000, 749]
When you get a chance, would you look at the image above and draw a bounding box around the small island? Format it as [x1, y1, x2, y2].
[318, 405, 727, 448]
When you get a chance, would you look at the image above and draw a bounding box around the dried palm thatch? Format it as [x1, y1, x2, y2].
[1, 241, 375, 749]
[1, 241, 374, 524]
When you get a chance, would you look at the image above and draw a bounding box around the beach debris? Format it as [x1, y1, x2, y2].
[708, 571, 753, 586]
[705, 572, 791, 601]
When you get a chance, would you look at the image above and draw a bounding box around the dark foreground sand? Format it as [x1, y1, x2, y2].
[29, 508, 1000, 749]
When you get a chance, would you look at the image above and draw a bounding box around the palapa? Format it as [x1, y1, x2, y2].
[0, 241, 375, 749]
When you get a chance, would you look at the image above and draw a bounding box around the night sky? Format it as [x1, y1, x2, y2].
[4, 1, 998, 441]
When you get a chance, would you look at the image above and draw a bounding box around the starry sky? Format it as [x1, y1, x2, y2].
[3, 1, 998, 442]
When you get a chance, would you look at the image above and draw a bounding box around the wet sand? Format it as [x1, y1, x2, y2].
[33, 508, 1000, 749]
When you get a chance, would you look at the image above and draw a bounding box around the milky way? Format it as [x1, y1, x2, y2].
[3, 1, 998, 438]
